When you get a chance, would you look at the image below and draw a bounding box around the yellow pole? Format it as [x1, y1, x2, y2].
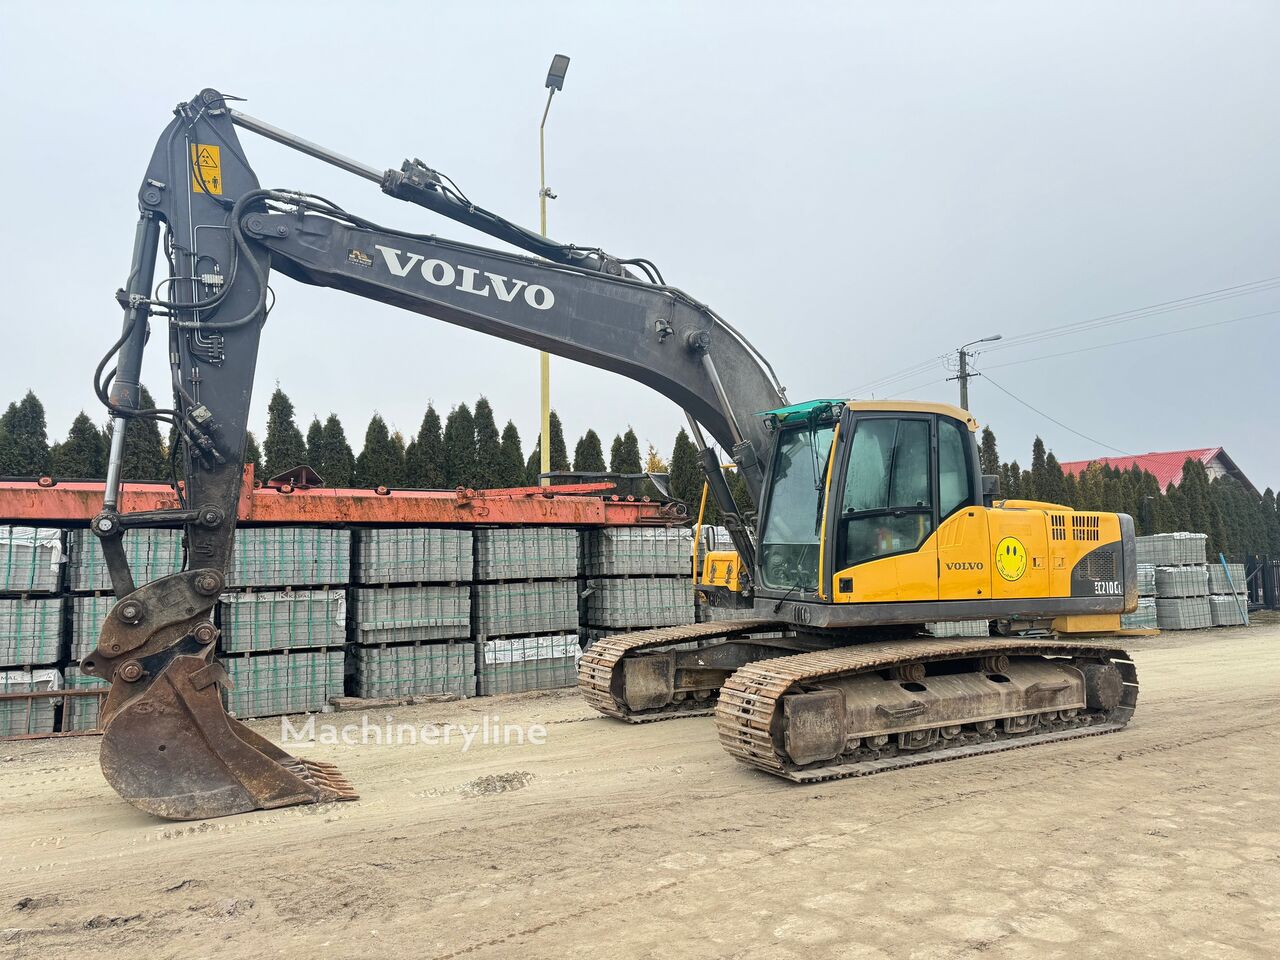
[538, 88, 555, 486]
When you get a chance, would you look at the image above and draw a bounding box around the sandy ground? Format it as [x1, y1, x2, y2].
[1, 621, 1277, 960]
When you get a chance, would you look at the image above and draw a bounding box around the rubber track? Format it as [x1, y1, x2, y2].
[578, 619, 784, 722]
[714, 637, 1138, 779]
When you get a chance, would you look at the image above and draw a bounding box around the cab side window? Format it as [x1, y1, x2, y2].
[838, 417, 933, 568]
[937, 417, 974, 519]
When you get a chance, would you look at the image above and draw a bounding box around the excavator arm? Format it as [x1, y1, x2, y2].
[85, 88, 785, 819]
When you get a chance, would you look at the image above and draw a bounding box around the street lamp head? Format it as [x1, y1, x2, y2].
[546, 54, 571, 91]
[981, 333, 1003, 343]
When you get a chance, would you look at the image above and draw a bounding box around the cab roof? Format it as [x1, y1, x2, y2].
[759, 399, 979, 432]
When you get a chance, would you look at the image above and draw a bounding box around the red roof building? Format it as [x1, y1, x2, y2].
[1058, 448, 1258, 497]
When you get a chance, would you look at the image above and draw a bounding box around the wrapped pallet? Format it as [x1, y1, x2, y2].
[1155, 596, 1212, 630]
[927, 620, 991, 638]
[356, 528, 472, 585]
[1208, 595, 1247, 627]
[583, 527, 691, 577]
[219, 590, 347, 653]
[1121, 597, 1158, 630]
[1155, 565, 1208, 599]
[0, 668, 60, 736]
[0, 527, 64, 594]
[222, 649, 344, 718]
[1207, 563, 1246, 595]
[353, 642, 475, 699]
[352, 585, 470, 644]
[68, 528, 181, 593]
[585, 578, 694, 630]
[474, 580, 578, 637]
[1135, 532, 1207, 567]
[475, 527, 578, 581]
[227, 527, 350, 588]
[0, 597, 63, 667]
[477, 633, 580, 695]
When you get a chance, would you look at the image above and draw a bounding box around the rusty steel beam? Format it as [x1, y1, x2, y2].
[0, 467, 679, 527]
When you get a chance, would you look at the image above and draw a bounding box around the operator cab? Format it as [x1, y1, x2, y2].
[756, 400, 983, 598]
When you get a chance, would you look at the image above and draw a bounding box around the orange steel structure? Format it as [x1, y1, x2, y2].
[0, 466, 680, 527]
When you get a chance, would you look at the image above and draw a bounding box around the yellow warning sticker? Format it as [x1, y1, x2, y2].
[191, 143, 222, 195]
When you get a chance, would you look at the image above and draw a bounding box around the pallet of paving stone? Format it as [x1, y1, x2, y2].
[584, 577, 695, 630]
[1136, 563, 1156, 597]
[69, 594, 114, 661]
[221, 647, 345, 718]
[353, 640, 476, 698]
[0, 527, 65, 595]
[0, 668, 60, 737]
[476, 633, 580, 695]
[61, 665, 110, 732]
[68, 527, 182, 593]
[474, 527, 579, 581]
[473, 580, 579, 637]
[695, 598, 761, 623]
[352, 585, 470, 644]
[1155, 596, 1212, 630]
[1155, 565, 1208, 598]
[0, 597, 64, 668]
[226, 527, 350, 588]
[1208, 595, 1248, 627]
[1207, 563, 1246, 595]
[1135, 532, 1207, 567]
[1121, 597, 1158, 630]
[356, 528, 473, 585]
[219, 589, 347, 653]
[583, 527, 691, 577]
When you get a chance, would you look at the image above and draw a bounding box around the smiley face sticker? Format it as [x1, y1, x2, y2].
[994, 536, 1028, 581]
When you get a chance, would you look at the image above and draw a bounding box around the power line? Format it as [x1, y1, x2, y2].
[980, 372, 1132, 456]
[982, 306, 1280, 372]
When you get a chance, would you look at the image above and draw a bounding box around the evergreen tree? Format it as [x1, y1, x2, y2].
[243, 430, 263, 474]
[979, 427, 999, 477]
[1041, 452, 1067, 506]
[354, 413, 403, 487]
[1028, 436, 1048, 501]
[305, 417, 324, 465]
[408, 405, 445, 488]
[472, 397, 503, 489]
[572, 429, 607, 473]
[1262, 488, 1280, 556]
[263, 387, 307, 478]
[442, 403, 477, 487]
[390, 431, 407, 486]
[526, 411, 571, 480]
[120, 386, 168, 482]
[0, 391, 51, 476]
[50, 412, 107, 478]
[1002, 460, 1023, 500]
[609, 427, 642, 474]
[315, 414, 355, 487]
[668, 428, 703, 511]
[498, 421, 527, 486]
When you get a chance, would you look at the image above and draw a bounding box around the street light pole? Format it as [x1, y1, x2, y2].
[947, 334, 1002, 410]
[537, 55, 570, 486]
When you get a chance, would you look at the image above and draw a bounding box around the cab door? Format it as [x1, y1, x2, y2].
[935, 415, 992, 600]
[830, 414, 938, 602]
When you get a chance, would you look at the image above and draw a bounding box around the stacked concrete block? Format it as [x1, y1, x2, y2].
[1135, 532, 1207, 567]
[0, 598, 63, 667]
[927, 620, 991, 639]
[62, 665, 109, 732]
[583, 527, 691, 577]
[222, 648, 344, 718]
[1136, 563, 1157, 597]
[586, 578, 694, 629]
[696, 598, 761, 623]
[0, 668, 60, 736]
[219, 590, 347, 653]
[477, 633, 580, 695]
[227, 527, 350, 587]
[353, 585, 470, 644]
[356, 528, 472, 584]
[1155, 596, 1212, 630]
[68, 528, 182, 592]
[69, 595, 112, 661]
[1208, 562, 1246, 595]
[0, 526, 64, 593]
[353, 641, 476, 699]
[1208, 595, 1247, 627]
[1155, 566, 1209, 599]
[1121, 597, 1158, 630]
[474, 580, 578, 637]
[475, 527, 578, 581]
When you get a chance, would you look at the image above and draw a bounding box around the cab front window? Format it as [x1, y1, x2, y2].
[759, 424, 835, 591]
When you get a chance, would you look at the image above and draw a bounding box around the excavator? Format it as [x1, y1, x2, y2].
[85, 88, 1139, 820]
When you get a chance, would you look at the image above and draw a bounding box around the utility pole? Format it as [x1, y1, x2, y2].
[537, 55, 570, 486]
[948, 334, 1002, 410]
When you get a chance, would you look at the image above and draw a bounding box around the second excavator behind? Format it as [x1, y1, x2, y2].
[87, 88, 1139, 820]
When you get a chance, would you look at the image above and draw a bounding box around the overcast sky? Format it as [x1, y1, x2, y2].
[2, 2, 1277, 489]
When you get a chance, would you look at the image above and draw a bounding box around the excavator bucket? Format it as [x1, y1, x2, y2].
[97, 652, 356, 820]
